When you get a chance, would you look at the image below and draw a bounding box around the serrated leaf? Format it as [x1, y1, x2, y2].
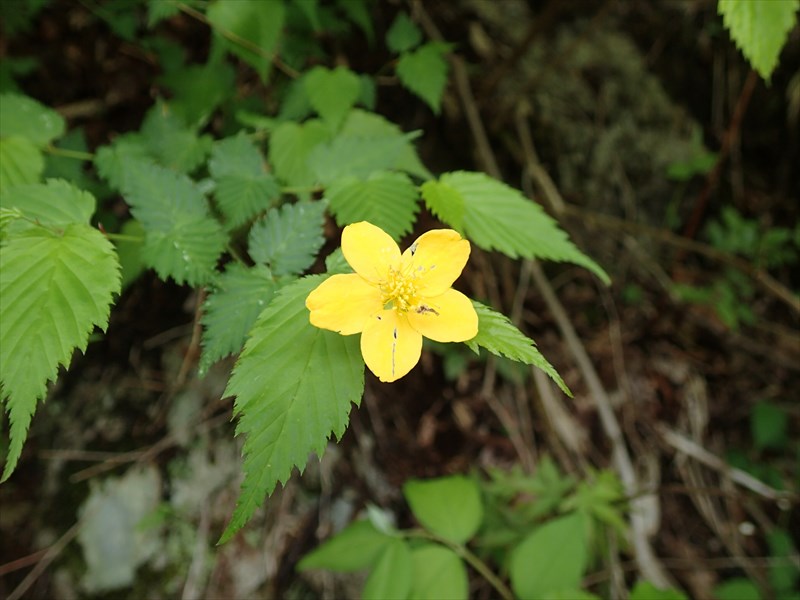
[326, 171, 418, 241]
[199, 262, 277, 374]
[0, 179, 95, 225]
[269, 120, 331, 187]
[94, 136, 152, 191]
[340, 110, 432, 180]
[158, 60, 236, 127]
[207, 0, 285, 81]
[718, 0, 799, 81]
[431, 171, 609, 283]
[0, 93, 65, 146]
[466, 302, 571, 396]
[1, 223, 120, 480]
[120, 160, 226, 285]
[141, 103, 212, 173]
[386, 11, 422, 53]
[115, 219, 146, 289]
[305, 66, 361, 130]
[0, 136, 43, 193]
[219, 276, 364, 542]
[297, 519, 392, 572]
[362, 538, 413, 600]
[308, 132, 418, 185]
[209, 134, 280, 227]
[396, 42, 450, 114]
[510, 512, 589, 600]
[420, 178, 464, 230]
[409, 544, 468, 600]
[403, 476, 483, 544]
[248, 200, 325, 276]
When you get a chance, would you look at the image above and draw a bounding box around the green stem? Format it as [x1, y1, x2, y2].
[281, 185, 323, 196]
[105, 233, 142, 242]
[404, 529, 514, 600]
[45, 145, 94, 161]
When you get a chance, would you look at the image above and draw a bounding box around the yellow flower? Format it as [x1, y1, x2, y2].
[306, 221, 478, 382]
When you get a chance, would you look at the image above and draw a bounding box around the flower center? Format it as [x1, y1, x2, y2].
[381, 267, 419, 312]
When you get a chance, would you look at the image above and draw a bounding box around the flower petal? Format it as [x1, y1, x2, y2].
[361, 309, 422, 382]
[306, 273, 382, 335]
[401, 229, 470, 297]
[342, 221, 401, 283]
[406, 289, 478, 342]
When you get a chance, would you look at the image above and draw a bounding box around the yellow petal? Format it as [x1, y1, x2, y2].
[342, 221, 401, 284]
[360, 309, 422, 382]
[306, 274, 382, 335]
[401, 229, 470, 297]
[406, 289, 478, 342]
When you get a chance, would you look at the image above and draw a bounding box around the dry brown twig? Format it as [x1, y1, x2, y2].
[415, 2, 673, 589]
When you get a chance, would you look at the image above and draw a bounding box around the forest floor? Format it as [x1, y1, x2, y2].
[1, 1, 798, 599]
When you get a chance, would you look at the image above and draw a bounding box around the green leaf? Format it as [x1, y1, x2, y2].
[158, 60, 236, 127]
[386, 11, 422, 53]
[750, 401, 788, 451]
[630, 581, 688, 600]
[308, 132, 418, 186]
[0, 136, 43, 193]
[269, 120, 331, 187]
[199, 262, 277, 374]
[120, 160, 226, 286]
[403, 475, 483, 544]
[297, 519, 393, 572]
[209, 134, 280, 227]
[248, 200, 325, 276]
[713, 578, 761, 600]
[326, 171, 418, 241]
[219, 276, 364, 543]
[1, 223, 120, 480]
[420, 178, 464, 230]
[207, 0, 285, 81]
[115, 219, 146, 289]
[767, 529, 799, 592]
[94, 136, 151, 191]
[140, 103, 212, 173]
[336, 0, 373, 43]
[396, 43, 450, 114]
[428, 171, 609, 283]
[718, 0, 799, 81]
[362, 538, 413, 600]
[305, 66, 361, 130]
[0, 179, 95, 225]
[146, 0, 180, 27]
[0, 93, 65, 146]
[510, 512, 589, 600]
[409, 544, 468, 600]
[340, 110, 432, 180]
[466, 302, 571, 396]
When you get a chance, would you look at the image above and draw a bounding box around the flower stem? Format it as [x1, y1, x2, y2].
[45, 145, 94, 161]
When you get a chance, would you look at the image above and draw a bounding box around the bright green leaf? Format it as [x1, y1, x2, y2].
[362, 538, 413, 600]
[420, 179, 464, 230]
[396, 42, 450, 114]
[94, 136, 151, 191]
[718, 0, 799, 81]
[140, 103, 212, 173]
[305, 66, 361, 129]
[466, 302, 571, 396]
[115, 219, 146, 289]
[0, 136, 43, 193]
[713, 578, 761, 600]
[403, 475, 483, 544]
[386, 11, 422, 53]
[0, 179, 94, 225]
[309, 132, 418, 185]
[430, 171, 609, 283]
[339, 110, 432, 180]
[120, 160, 226, 286]
[326, 171, 418, 241]
[209, 134, 279, 227]
[510, 512, 589, 600]
[409, 544, 468, 600]
[199, 262, 277, 374]
[248, 200, 325, 276]
[297, 519, 392, 572]
[218, 276, 364, 542]
[269, 120, 331, 187]
[1, 223, 120, 480]
[630, 581, 688, 600]
[206, 0, 285, 81]
[0, 92, 65, 146]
